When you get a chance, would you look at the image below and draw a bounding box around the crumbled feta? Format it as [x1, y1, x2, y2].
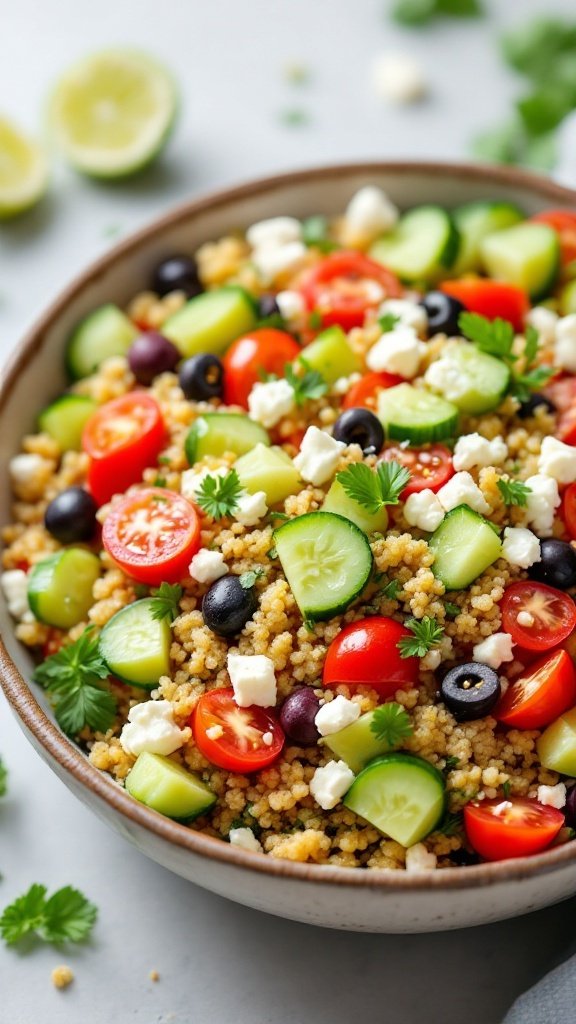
[120, 701, 186, 757]
[420, 648, 442, 671]
[9, 453, 47, 486]
[501, 527, 541, 570]
[229, 827, 263, 853]
[437, 472, 490, 516]
[424, 343, 470, 400]
[452, 433, 508, 472]
[538, 436, 576, 485]
[206, 724, 224, 741]
[227, 653, 277, 708]
[246, 216, 302, 250]
[332, 372, 362, 396]
[0, 569, 34, 622]
[554, 314, 576, 374]
[247, 378, 296, 429]
[517, 610, 535, 628]
[527, 306, 558, 346]
[403, 489, 445, 533]
[252, 241, 307, 285]
[366, 326, 426, 378]
[472, 632, 515, 670]
[275, 289, 306, 323]
[234, 490, 268, 526]
[314, 695, 361, 737]
[342, 186, 399, 247]
[309, 760, 355, 810]
[378, 297, 428, 335]
[181, 465, 227, 501]
[537, 783, 567, 810]
[405, 843, 437, 873]
[293, 426, 345, 486]
[371, 52, 427, 105]
[188, 549, 227, 584]
[523, 474, 561, 536]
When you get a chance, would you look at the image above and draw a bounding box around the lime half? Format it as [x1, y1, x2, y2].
[50, 50, 178, 178]
[0, 118, 48, 218]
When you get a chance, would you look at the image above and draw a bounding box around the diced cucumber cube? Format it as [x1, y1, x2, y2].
[429, 505, 502, 591]
[480, 222, 560, 299]
[323, 708, 398, 774]
[185, 413, 270, 465]
[234, 443, 301, 505]
[125, 751, 216, 820]
[38, 394, 98, 451]
[300, 326, 361, 383]
[28, 548, 101, 629]
[322, 479, 389, 535]
[537, 708, 576, 777]
[163, 286, 256, 358]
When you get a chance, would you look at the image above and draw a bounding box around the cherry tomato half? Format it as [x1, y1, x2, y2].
[532, 210, 576, 267]
[299, 251, 402, 331]
[501, 581, 576, 653]
[441, 279, 529, 333]
[83, 392, 166, 506]
[562, 483, 576, 540]
[323, 617, 419, 697]
[102, 487, 201, 586]
[192, 687, 284, 772]
[222, 328, 301, 408]
[380, 444, 454, 498]
[544, 376, 576, 446]
[463, 797, 564, 861]
[342, 371, 404, 411]
[495, 649, 576, 730]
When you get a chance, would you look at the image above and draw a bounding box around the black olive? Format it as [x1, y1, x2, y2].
[440, 662, 501, 721]
[529, 538, 576, 591]
[332, 407, 384, 455]
[420, 291, 465, 337]
[279, 688, 321, 745]
[202, 575, 258, 637]
[258, 293, 281, 319]
[152, 255, 202, 298]
[44, 487, 98, 544]
[564, 786, 576, 829]
[517, 392, 557, 419]
[128, 332, 180, 385]
[179, 354, 224, 401]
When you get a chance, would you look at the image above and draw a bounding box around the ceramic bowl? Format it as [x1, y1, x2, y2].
[2, 161, 576, 933]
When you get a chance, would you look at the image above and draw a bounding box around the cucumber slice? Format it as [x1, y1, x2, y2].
[322, 479, 389, 535]
[66, 304, 138, 379]
[480, 222, 560, 299]
[163, 286, 256, 358]
[425, 341, 510, 415]
[98, 598, 172, 688]
[537, 707, 576, 776]
[343, 752, 446, 846]
[369, 206, 459, 284]
[28, 548, 100, 628]
[323, 708, 399, 774]
[429, 505, 502, 591]
[234, 443, 301, 506]
[125, 751, 216, 820]
[273, 511, 372, 621]
[185, 413, 270, 466]
[38, 394, 98, 451]
[560, 279, 576, 316]
[377, 383, 458, 444]
[452, 201, 525, 276]
[300, 327, 361, 383]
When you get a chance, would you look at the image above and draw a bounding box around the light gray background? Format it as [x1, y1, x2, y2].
[2, 1, 576, 1021]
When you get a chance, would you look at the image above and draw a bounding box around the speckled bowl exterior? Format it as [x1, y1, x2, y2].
[2, 161, 576, 933]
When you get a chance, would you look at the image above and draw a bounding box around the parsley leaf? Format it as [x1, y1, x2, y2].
[370, 702, 413, 746]
[0, 755, 7, 797]
[509, 323, 556, 401]
[458, 312, 516, 362]
[444, 602, 460, 619]
[337, 460, 411, 514]
[497, 477, 532, 507]
[397, 617, 444, 658]
[443, 755, 460, 770]
[435, 811, 463, 837]
[239, 568, 265, 589]
[502, 780, 512, 798]
[285, 359, 328, 405]
[380, 578, 401, 601]
[378, 312, 401, 333]
[150, 583, 183, 622]
[302, 215, 336, 253]
[391, 0, 482, 24]
[195, 468, 242, 520]
[34, 629, 115, 737]
[0, 884, 97, 947]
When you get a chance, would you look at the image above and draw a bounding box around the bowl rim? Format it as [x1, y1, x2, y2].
[3, 158, 576, 893]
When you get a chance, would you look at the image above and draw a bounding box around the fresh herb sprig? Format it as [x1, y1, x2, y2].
[150, 583, 183, 622]
[337, 460, 411, 515]
[458, 313, 554, 400]
[285, 360, 328, 405]
[0, 884, 97, 947]
[378, 312, 401, 333]
[435, 811, 464, 837]
[398, 617, 444, 658]
[196, 469, 243, 520]
[509, 325, 556, 401]
[34, 628, 115, 737]
[370, 702, 413, 746]
[497, 477, 532, 507]
[391, 0, 483, 26]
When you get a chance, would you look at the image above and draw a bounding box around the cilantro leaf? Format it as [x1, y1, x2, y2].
[337, 460, 411, 514]
[55, 685, 117, 736]
[239, 568, 265, 589]
[195, 469, 242, 520]
[510, 366, 556, 403]
[458, 312, 516, 362]
[444, 602, 461, 619]
[0, 755, 7, 797]
[0, 884, 48, 945]
[150, 583, 183, 623]
[380, 578, 401, 601]
[523, 324, 539, 365]
[443, 755, 460, 770]
[378, 312, 401, 333]
[497, 477, 532, 507]
[435, 811, 463, 836]
[34, 628, 115, 738]
[370, 702, 413, 746]
[0, 884, 97, 947]
[285, 359, 328, 405]
[397, 616, 444, 658]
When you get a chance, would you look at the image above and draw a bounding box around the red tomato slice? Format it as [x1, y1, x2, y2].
[501, 581, 576, 653]
[544, 376, 576, 446]
[83, 392, 166, 506]
[342, 371, 404, 411]
[562, 482, 576, 540]
[102, 487, 201, 585]
[495, 649, 576, 730]
[192, 687, 284, 772]
[222, 328, 301, 408]
[463, 797, 564, 861]
[380, 444, 454, 498]
[323, 616, 419, 697]
[441, 279, 529, 333]
[532, 211, 576, 267]
[299, 251, 402, 331]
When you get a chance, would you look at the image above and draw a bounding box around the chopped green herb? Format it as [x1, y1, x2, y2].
[196, 469, 242, 520]
[149, 583, 183, 623]
[303, 619, 316, 634]
[497, 477, 532, 508]
[337, 460, 411, 515]
[302, 215, 336, 253]
[285, 360, 328, 405]
[34, 628, 115, 737]
[391, 0, 482, 25]
[268, 510, 290, 523]
[0, 756, 6, 797]
[0, 884, 97, 947]
[378, 312, 401, 333]
[444, 602, 460, 619]
[458, 312, 516, 362]
[444, 755, 460, 771]
[509, 324, 556, 400]
[157, 455, 171, 466]
[380, 578, 402, 601]
[153, 475, 167, 488]
[435, 811, 463, 837]
[308, 310, 322, 329]
[370, 702, 413, 746]
[266, 546, 278, 560]
[502, 780, 512, 798]
[133, 583, 149, 599]
[239, 568, 265, 590]
[397, 617, 444, 659]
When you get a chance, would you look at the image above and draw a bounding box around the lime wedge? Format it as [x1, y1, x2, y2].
[0, 117, 49, 218]
[49, 50, 178, 178]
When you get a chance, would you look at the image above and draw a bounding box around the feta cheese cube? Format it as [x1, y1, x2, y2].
[189, 549, 227, 584]
[420, 648, 442, 671]
[366, 326, 426, 378]
[527, 306, 558, 346]
[181, 465, 227, 501]
[538, 436, 576, 485]
[378, 297, 428, 335]
[229, 827, 263, 853]
[309, 760, 355, 810]
[452, 433, 508, 472]
[247, 378, 296, 429]
[371, 52, 427, 105]
[403, 489, 445, 532]
[293, 426, 345, 486]
[234, 490, 268, 527]
[0, 568, 34, 622]
[437, 472, 490, 516]
[405, 843, 437, 873]
[342, 186, 399, 246]
[246, 216, 302, 250]
[227, 653, 277, 708]
[120, 700, 186, 757]
[523, 474, 561, 536]
[425, 343, 471, 398]
[314, 695, 361, 736]
[275, 289, 306, 323]
[252, 241, 307, 285]
[554, 314, 576, 374]
[537, 783, 567, 810]
[472, 632, 515, 670]
[501, 527, 541, 570]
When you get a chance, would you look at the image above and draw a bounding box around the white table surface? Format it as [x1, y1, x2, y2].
[2, 1, 576, 1021]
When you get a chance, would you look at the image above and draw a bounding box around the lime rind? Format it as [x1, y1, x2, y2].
[0, 117, 49, 218]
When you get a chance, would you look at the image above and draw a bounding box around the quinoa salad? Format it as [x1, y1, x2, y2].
[4, 189, 576, 872]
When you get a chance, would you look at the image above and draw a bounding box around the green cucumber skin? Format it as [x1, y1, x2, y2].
[27, 548, 101, 629]
[65, 304, 137, 380]
[370, 206, 460, 283]
[322, 708, 396, 773]
[377, 383, 459, 445]
[38, 394, 99, 451]
[125, 752, 216, 820]
[184, 413, 270, 465]
[452, 201, 525, 276]
[429, 504, 502, 591]
[428, 344, 511, 416]
[343, 752, 446, 845]
[480, 222, 560, 300]
[300, 326, 361, 383]
[98, 598, 171, 688]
